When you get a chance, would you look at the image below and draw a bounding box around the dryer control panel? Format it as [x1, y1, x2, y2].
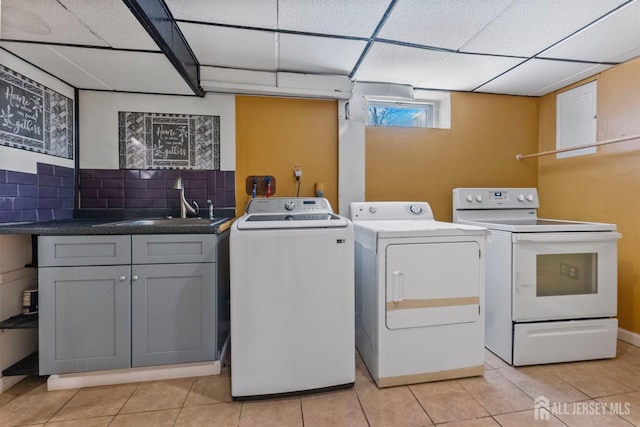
[245, 197, 332, 214]
[349, 202, 434, 221]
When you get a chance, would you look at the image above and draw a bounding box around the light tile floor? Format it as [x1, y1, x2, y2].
[1, 341, 640, 426]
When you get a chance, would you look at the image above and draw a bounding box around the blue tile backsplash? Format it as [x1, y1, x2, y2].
[79, 169, 235, 212]
[0, 163, 75, 223]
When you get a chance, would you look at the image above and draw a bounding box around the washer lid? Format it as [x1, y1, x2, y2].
[235, 212, 349, 230]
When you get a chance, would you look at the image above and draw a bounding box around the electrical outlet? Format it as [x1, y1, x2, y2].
[294, 165, 302, 179]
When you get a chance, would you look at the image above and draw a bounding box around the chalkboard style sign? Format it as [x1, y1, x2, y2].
[0, 65, 74, 159]
[118, 111, 219, 170]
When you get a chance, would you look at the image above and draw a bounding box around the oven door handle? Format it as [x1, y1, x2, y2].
[513, 232, 621, 243]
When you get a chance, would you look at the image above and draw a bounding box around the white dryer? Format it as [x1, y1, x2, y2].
[350, 201, 487, 387]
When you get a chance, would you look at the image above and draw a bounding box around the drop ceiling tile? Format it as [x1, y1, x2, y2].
[1, 0, 108, 46]
[277, 0, 390, 37]
[46, 47, 194, 94]
[540, 0, 640, 63]
[200, 66, 276, 87]
[0, 41, 111, 90]
[378, 0, 513, 50]
[58, 0, 159, 50]
[477, 59, 611, 96]
[165, 0, 278, 28]
[462, 0, 629, 57]
[416, 54, 524, 91]
[178, 22, 277, 71]
[279, 34, 367, 74]
[354, 42, 452, 86]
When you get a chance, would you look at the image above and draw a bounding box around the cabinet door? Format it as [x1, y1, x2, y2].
[39, 266, 131, 374]
[131, 263, 215, 367]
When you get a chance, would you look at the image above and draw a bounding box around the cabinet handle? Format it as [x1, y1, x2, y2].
[119, 275, 127, 282]
[132, 275, 139, 281]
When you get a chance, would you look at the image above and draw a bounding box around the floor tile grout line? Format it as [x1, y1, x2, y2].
[405, 383, 436, 425]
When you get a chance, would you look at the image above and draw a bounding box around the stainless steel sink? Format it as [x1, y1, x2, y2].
[94, 218, 219, 227]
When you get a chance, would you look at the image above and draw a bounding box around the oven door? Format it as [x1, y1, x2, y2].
[512, 231, 621, 321]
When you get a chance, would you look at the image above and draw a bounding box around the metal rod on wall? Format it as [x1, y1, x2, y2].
[516, 134, 640, 160]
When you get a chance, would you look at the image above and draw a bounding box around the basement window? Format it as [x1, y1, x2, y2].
[556, 81, 597, 159]
[366, 91, 451, 129]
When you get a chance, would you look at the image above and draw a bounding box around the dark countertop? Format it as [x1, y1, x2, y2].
[0, 217, 235, 235]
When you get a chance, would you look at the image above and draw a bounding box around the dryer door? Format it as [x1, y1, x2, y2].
[385, 241, 481, 329]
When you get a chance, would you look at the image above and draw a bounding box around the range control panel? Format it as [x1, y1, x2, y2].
[349, 202, 434, 221]
[245, 197, 332, 214]
[453, 188, 540, 210]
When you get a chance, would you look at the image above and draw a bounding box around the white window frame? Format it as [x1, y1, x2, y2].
[365, 91, 451, 130]
[556, 81, 597, 159]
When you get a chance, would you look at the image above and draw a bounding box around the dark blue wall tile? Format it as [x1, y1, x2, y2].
[141, 170, 166, 180]
[0, 197, 13, 209]
[147, 179, 166, 189]
[125, 198, 154, 208]
[37, 209, 54, 221]
[14, 198, 38, 210]
[79, 169, 95, 179]
[7, 171, 37, 185]
[144, 188, 166, 199]
[107, 198, 124, 208]
[52, 209, 73, 220]
[125, 179, 148, 189]
[0, 211, 21, 222]
[59, 187, 75, 199]
[124, 188, 146, 199]
[39, 198, 64, 209]
[20, 210, 37, 222]
[37, 163, 54, 176]
[18, 184, 38, 198]
[102, 178, 124, 189]
[61, 177, 75, 189]
[80, 188, 99, 199]
[125, 170, 140, 179]
[0, 170, 6, 183]
[0, 183, 18, 197]
[98, 188, 125, 199]
[81, 198, 107, 208]
[53, 165, 74, 177]
[186, 179, 206, 189]
[95, 170, 123, 179]
[39, 187, 58, 198]
[38, 175, 62, 188]
[80, 178, 102, 189]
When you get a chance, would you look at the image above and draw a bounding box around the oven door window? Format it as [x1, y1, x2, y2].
[536, 253, 597, 296]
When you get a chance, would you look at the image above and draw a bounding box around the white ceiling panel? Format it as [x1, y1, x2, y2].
[278, 0, 390, 37]
[416, 54, 524, 91]
[178, 22, 277, 71]
[378, 0, 513, 50]
[1, 0, 108, 46]
[354, 42, 452, 86]
[165, 0, 278, 28]
[478, 59, 611, 96]
[462, 0, 629, 57]
[279, 34, 366, 74]
[44, 47, 194, 94]
[58, 0, 159, 50]
[0, 42, 111, 90]
[540, 0, 640, 63]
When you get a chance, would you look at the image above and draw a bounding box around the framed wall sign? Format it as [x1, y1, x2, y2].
[0, 65, 74, 159]
[118, 111, 220, 170]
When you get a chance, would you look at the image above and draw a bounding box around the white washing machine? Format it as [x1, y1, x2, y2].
[350, 201, 487, 387]
[230, 197, 354, 400]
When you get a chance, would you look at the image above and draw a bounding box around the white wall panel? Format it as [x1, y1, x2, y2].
[79, 91, 235, 171]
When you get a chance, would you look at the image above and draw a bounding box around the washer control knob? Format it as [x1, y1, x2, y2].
[526, 194, 534, 202]
[368, 206, 377, 214]
[284, 201, 295, 211]
[475, 194, 482, 202]
[517, 194, 525, 202]
[465, 194, 473, 202]
[409, 204, 423, 215]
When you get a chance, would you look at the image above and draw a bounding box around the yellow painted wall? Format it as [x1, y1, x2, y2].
[537, 57, 640, 334]
[235, 96, 339, 215]
[365, 92, 539, 221]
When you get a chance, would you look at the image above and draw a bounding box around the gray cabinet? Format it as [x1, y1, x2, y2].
[38, 233, 226, 375]
[39, 265, 131, 374]
[131, 262, 214, 367]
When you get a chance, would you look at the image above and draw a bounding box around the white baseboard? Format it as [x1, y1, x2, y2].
[0, 375, 26, 393]
[47, 360, 221, 391]
[618, 328, 640, 347]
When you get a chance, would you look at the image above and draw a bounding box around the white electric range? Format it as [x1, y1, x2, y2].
[453, 188, 621, 366]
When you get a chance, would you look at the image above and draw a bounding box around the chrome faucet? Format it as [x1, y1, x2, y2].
[207, 199, 214, 220]
[172, 177, 198, 218]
